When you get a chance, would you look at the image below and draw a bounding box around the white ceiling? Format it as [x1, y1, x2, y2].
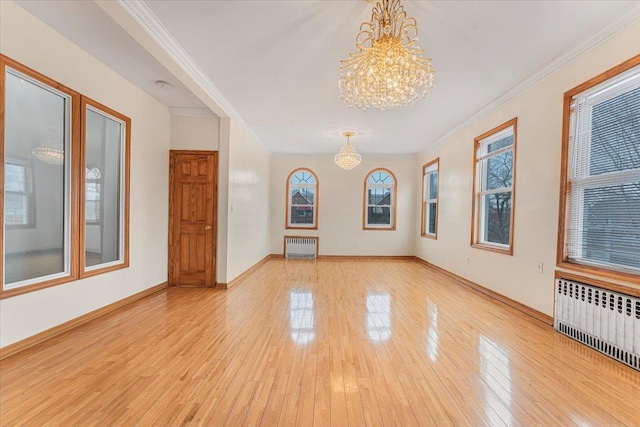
[15, 0, 210, 113]
[15, 1, 639, 154]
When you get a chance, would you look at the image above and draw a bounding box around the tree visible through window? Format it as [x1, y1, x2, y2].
[472, 119, 517, 253]
[364, 169, 396, 229]
[286, 168, 318, 229]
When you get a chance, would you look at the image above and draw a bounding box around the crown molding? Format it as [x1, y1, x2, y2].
[116, 0, 270, 153]
[417, 4, 640, 157]
[169, 107, 217, 117]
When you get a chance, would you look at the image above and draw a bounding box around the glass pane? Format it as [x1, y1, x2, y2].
[290, 207, 314, 224]
[4, 71, 69, 285]
[487, 134, 513, 153]
[368, 171, 393, 184]
[367, 206, 391, 225]
[481, 192, 512, 245]
[485, 150, 513, 190]
[85, 108, 123, 268]
[290, 187, 314, 206]
[581, 183, 640, 270]
[428, 202, 437, 234]
[589, 86, 640, 176]
[291, 170, 316, 185]
[429, 172, 438, 199]
[368, 187, 390, 205]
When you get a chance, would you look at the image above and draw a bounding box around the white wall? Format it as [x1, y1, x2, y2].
[170, 115, 219, 151]
[415, 20, 640, 317]
[270, 155, 416, 256]
[0, 1, 171, 347]
[225, 120, 271, 282]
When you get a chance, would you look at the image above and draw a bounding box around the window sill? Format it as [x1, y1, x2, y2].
[0, 274, 77, 300]
[81, 260, 129, 279]
[286, 225, 318, 230]
[363, 226, 396, 231]
[421, 233, 437, 240]
[556, 259, 640, 287]
[471, 242, 513, 255]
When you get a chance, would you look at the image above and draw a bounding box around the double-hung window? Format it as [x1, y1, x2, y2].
[422, 159, 439, 238]
[472, 118, 517, 254]
[559, 55, 640, 279]
[364, 169, 397, 230]
[286, 168, 318, 229]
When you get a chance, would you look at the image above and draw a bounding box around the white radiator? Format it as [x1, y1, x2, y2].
[555, 278, 640, 371]
[285, 237, 318, 259]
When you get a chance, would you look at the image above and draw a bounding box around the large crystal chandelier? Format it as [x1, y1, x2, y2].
[339, 0, 435, 111]
[335, 131, 362, 170]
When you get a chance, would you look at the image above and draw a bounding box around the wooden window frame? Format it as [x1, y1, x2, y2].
[471, 118, 517, 255]
[286, 168, 319, 230]
[363, 168, 397, 231]
[421, 158, 439, 239]
[0, 54, 130, 299]
[557, 54, 640, 285]
[0, 54, 81, 299]
[79, 96, 131, 278]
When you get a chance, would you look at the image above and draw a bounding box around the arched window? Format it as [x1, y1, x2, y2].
[364, 168, 396, 230]
[286, 168, 318, 229]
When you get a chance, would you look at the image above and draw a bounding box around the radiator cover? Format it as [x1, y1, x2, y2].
[285, 237, 318, 259]
[555, 278, 640, 371]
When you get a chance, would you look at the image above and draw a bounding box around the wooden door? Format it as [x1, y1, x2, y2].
[169, 151, 217, 287]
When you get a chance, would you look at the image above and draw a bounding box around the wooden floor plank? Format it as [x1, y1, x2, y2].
[1, 259, 640, 426]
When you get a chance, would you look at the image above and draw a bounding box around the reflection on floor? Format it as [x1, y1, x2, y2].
[1, 259, 639, 426]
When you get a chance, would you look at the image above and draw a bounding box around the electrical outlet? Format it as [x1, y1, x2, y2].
[537, 261, 544, 273]
[355, 241, 359, 247]
[465, 256, 470, 265]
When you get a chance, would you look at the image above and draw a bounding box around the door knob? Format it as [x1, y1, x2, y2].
[205, 225, 212, 230]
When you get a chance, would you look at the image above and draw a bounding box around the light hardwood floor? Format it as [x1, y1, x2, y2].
[1, 259, 639, 426]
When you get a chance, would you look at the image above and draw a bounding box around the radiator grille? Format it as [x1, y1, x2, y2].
[285, 237, 317, 259]
[555, 278, 640, 371]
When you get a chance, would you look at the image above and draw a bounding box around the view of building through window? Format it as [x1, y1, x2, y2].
[365, 169, 396, 228]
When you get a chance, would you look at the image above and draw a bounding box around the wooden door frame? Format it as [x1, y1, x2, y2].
[168, 150, 218, 287]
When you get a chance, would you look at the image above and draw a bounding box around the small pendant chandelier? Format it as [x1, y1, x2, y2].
[335, 131, 362, 170]
[339, 0, 435, 111]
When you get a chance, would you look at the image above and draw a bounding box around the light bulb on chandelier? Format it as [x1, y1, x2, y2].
[335, 131, 362, 170]
[339, 0, 435, 111]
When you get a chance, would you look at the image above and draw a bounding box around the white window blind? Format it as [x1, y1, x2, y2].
[565, 64, 640, 273]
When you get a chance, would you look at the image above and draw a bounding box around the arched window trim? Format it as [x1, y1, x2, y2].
[363, 168, 397, 230]
[286, 168, 319, 230]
